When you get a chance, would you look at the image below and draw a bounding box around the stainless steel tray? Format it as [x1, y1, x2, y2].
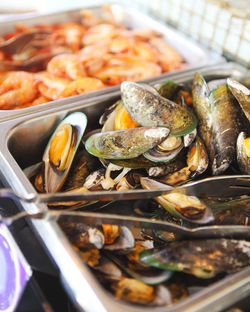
[0, 4, 224, 122]
[0, 62, 249, 312]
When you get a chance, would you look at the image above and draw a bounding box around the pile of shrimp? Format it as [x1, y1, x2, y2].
[0, 5, 186, 110]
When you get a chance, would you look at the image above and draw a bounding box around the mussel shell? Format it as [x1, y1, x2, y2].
[43, 112, 87, 193]
[156, 80, 179, 99]
[140, 177, 214, 224]
[99, 100, 121, 125]
[236, 132, 250, 174]
[144, 142, 183, 163]
[139, 239, 250, 278]
[85, 127, 170, 159]
[227, 78, 250, 122]
[105, 251, 173, 285]
[147, 159, 185, 177]
[192, 72, 211, 150]
[101, 100, 123, 132]
[193, 73, 244, 175]
[209, 85, 243, 175]
[187, 136, 209, 177]
[62, 149, 100, 191]
[104, 226, 135, 250]
[207, 78, 226, 91]
[183, 128, 197, 147]
[121, 81, 197, 136]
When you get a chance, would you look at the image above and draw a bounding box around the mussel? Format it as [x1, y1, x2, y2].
[144, 136, 183, 163]
[140, 177, 214, 224]
[43, 112, 87, 192]
[236, 132, 250, 174]
[85, 127, 170, 159]
[121, 81, 197, 136]
[192, 73, 243, 175]
[227, 78, 250, 122]
[139, 239, 250, 278]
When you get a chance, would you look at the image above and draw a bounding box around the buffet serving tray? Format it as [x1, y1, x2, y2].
[0, 62, 249, 312]
[0, 3, 224, 122]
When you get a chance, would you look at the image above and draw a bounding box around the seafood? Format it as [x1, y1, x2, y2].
[140, 177, 214, 224]
[82, 23, 116, 46]
[60, 77, 105, 97]
[192, 73, 243, 175]
[26, 72, 250, 308]
[0, 71, 37, 109]
[0, 6, 185, 110]
[236, 132, 250, 174]
[186, 136, 209, 177]
[95, 61, 162, 86]
[139, 239, 250, 278]
[53, 23, 86, 52]
[36, 72, 71, 100]
[43, 112, 87, 193]
[85, 127, 170, 159]
[121, 81, 197, 136]
[227, 78, 250, 122]
[47, 54, 86, 80]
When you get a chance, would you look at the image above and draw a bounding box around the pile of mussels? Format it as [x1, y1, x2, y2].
[26, 73, 250, 306]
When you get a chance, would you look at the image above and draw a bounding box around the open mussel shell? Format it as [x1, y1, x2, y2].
[183, 128, 197, 147]
[85, 127, 170, 159]
[144, 137, 183, 163]
[140, 177, 214, 224]
[227, 78, 250, 122]
[156, 80, 179, 99]
[43, 112, 87, 193]
[104, 251, 173, 285]
[187, 136, 209, 177]
[207, 78, 226, 91]
[101, 100, 139, 132]
[121, 81, 197, 136]
[237, 132, 250, 174]
[139, 239, 250, 278]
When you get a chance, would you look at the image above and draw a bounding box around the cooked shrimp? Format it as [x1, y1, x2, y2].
[109, 35, 133, 54]
[95, 61, 162, 86]
[0, 71, 37, 110]
[149, 37, 184, 72]
[82, 24, 116, 46]
[47, 54, 86, 80]
[132, 41, 158, 62]
[131, 29, 161, 40]
[84, 59, 105, 77]
[0, 51, 6, 61]
[60, 77, 105, 97]
[36, 72, 71, 100]
[15, 96, 49, 109]
[54, 23, 86, 51]
[80, 9, 99, 27]
[79, 42, 109, 63]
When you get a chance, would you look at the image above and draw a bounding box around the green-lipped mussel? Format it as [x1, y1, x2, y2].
[85, 127, 170, 159]
[139, 239, 250, 278]
[140, 177, 214, 224]
[237, 132, 250, 174]
[43, 112, 87, 193]
[192, 73, 244, 175]
[227, 78, 250, 122]
[121, 81, 197, 136]
[25, 73, 250, 308]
